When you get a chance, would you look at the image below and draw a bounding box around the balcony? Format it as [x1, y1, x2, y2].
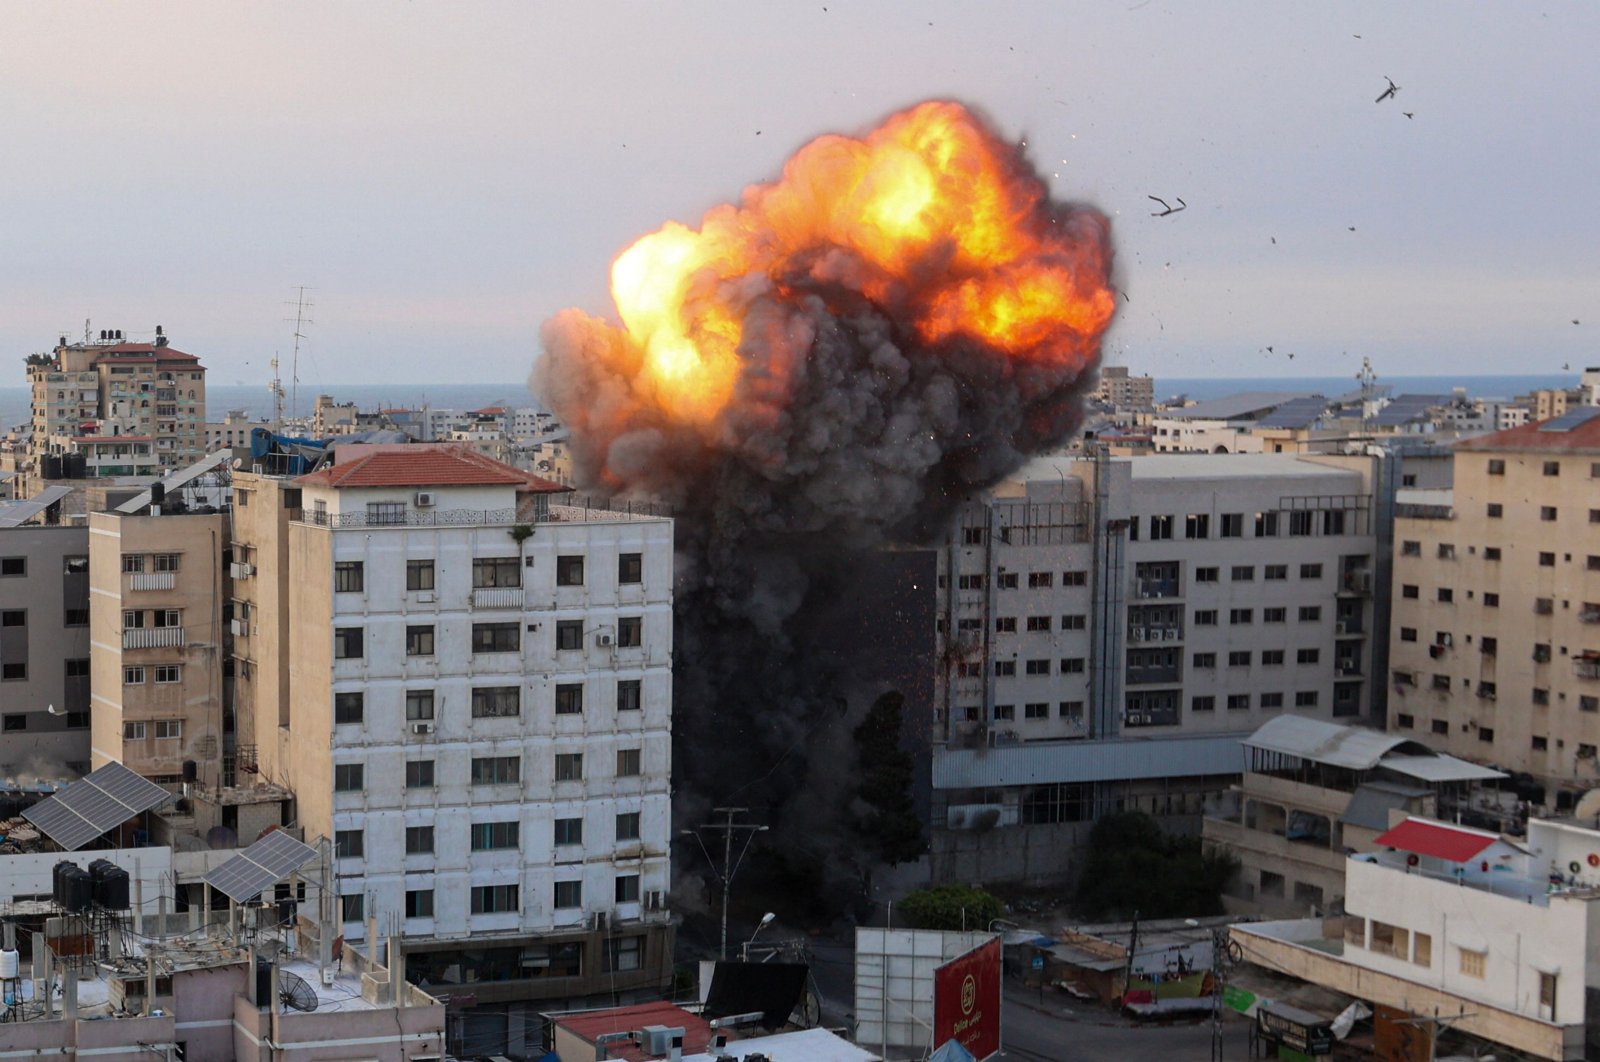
[471, 586, 525, 610]
[1576, 656, 1600, 681]
[128, 571, 176, 591]
[1127, 625, 1182, 644]
[1135, 579, 1180, 599]
[1338, 571, 1373, 596]
[124, 627, 184, 649]
[1126, 665, 1182, 685]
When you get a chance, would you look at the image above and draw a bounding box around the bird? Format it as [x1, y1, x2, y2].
[1148, 196, 1187, 217]
[1403, 112, 1414, 119]
[1270, 236, 1277, 244]
[1376, 77, 1399, 103]
[1348, 226, 1357, 232]
[1266, 346, 1274, 353]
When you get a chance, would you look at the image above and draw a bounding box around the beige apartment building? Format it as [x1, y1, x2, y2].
[88, 505, 229, 784]
[1388, 408, 1600, 806]
[1092, 365, 1155, 409]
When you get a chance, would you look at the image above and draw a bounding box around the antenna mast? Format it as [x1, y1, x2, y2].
[269, 353, 285, 432]
[285, 286, 314, 426]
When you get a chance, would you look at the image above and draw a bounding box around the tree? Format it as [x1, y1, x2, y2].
[851, 690, 927, 865]
[897, 884, 1003, 931]
[1073, 810, 1237, 921]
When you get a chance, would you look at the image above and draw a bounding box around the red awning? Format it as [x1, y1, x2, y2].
[1373, 819, 1496, 862]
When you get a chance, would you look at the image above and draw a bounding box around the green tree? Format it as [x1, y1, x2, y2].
[851, 690, 927, 865]
[897, 884, 1003, 931]
[1073, 810, 1237, 921]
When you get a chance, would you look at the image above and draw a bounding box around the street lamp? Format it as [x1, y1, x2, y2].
[742, 912, 777, 962]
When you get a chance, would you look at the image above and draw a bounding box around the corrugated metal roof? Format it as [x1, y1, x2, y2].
[0, 485, 73, 528]
[1160, 392, 1312, 421]
[932, 732, 1249, 789]
[1372, 394, 1453, 427]
[1245, 716, 1415, 770]
[1256, 395, 1331, 429]
[1339, 782, 1429, 830]
[1381, 754, 1506, 783]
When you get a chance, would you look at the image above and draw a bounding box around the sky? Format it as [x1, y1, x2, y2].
[3, 2, 1597, 387]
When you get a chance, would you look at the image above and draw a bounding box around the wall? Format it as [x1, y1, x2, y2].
[0, 524, 91, 774]
[0, 845, 172, 904]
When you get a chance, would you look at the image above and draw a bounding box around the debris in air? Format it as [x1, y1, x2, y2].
[1148, 196, 1187, 217]
[1376, 77, 1399, 103]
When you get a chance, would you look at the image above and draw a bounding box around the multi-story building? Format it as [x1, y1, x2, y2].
[932, 451, 1381, 884]
[1389, 407, 1600, 807]
[26, 328, 207, 483]
[87, 503, 230, 784]
[228, 443, 674, 1053]
[0, 523, 91, 775]
[205, 408, 263, 452]
[1091, 365, 1155, 410]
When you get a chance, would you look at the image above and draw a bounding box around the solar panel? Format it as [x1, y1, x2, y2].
[22, 761, 173, 851]
[203, 829, 318, 903]
[1256, 396, 1329, 429]
[1537, 406, 1600, 433]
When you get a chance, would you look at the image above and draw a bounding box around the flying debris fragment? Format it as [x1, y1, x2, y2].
[1376, 76, 1400, 103]
[1148, 195, 1187, 217]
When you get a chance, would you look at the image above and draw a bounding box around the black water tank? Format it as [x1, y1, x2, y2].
[52, 861, 77, 907]
[182, 759, 196, 783]
[97, 866, 130, 910]
[65, 453, 86, 479]
[42, 455, 61, 480]
[61, 867, 93, 912]
[151, 482, 167, 507]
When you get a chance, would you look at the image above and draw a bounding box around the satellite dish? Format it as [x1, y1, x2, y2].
[279, 969, 319, 1012]
[232, 457, 244, 470]
[207, 825, 238, 850]
[1574, 789, 1600, 822]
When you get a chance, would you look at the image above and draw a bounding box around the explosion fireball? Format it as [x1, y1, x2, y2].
[534, 99, 1114, 908]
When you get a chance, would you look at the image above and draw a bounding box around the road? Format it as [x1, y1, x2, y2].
[998, 986, 1252, 1062]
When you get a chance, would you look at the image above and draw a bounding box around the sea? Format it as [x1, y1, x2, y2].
[0, 373, 1578, 435]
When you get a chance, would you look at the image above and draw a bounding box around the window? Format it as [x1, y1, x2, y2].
[472, 884, 519, 914]
[1230, 609, 1253, 625]
[615, 874, 641, 904]
[605, 936, 643, 972]
[122, 554, 145, 574]
[405, 890, 434, 919]
[619, 552, 643, 583]
[992, 704, 1017, 723]
[1295, 691, 1319, 708]
[123, 609, 145, 629]
[364, 501, 404, 526]
[1541, 506, 1558, 522]
[1194, 567, 1219, 583]
[1026, 615, 1051, 632]
[1028, 571, 1053, 588]
[334, 561, 364, 592]
[1533, 735, 1549, 751]
[1186, 513, 1209, 539]
[341, 894, 364, 923]
[123, 721, 146, 740]
[556, 620, 583, 650]
[1479, 727, 1495, 743]
[957, 574, 984, 590]
[154, 552, 179, 571]
[1262, 650, 1285, 665]
[617, 811, 641, 841]
[405, 826, 434, 854]
[617, 748, 642, 776]
[1220, 513, 1243, 538]
[1459, 948, 1486, 979]
[1535, 597, 1553, 614]
[334, 764, 364, 791]
[1231, 565, 1254, 582]
[471, 756, 521, 785]
[1256, 511, 1279, 537]
[1487, 502, 1503, 518]
[555, 753, 584, 781]
[1544, 460, 1560, 477]
[0, 557, 22, 576]
[1194, 609, 1218, 626]
[1484, 592, 1500, 608]
[555, 818, 583, 846]
[1057, 657, 1086, 674]
[1582, 696, 1599, 713]
[1228, 650, 1252, 667]
[1149, 515, 1173, 540]
[1487, 458, 1505, 475]
[1192, 652, 1216, 668]
[994, 660, 1016, 677]
[552, 880, 582, 909]
[334, 692, 363, 724]
[1432, 673, 1451, 691]
[1400, 627, 1417, 642]
[1296, 648, 1320, 665]
[997, 572, 1018, 589]
[406, 560, 435, 591]
[335, 829, 364, 859]
[1478, 681, 1497, 700]
[1025, 659, 1050, 675]
[1191, 696, 1215, 713]
[1289, 511, 1314, 536]
[472, 557, 521, 588]
[64, 608, 88, 627]
[1396, 713, 1415, 728]
[1299, 606, 1321, 622]
[406, 760, 435, 788]
[154, 609, 180, 628]
[1437, 588, 1453, 603]
[1024, 703, 1049, 719]
[64, 555, 87, 574]
[1540, 972, 1558, 1022]
[617, 616, 642, 647]
[406, 625, 435, 656]
[333, 627, 363, 660]
[1401, 540, 1421, 556]
[1536, 551, 1556, 568]
[1436, 543, 1455, 560]
[1264, 564, 1287, 581]
[470, 821, 519, 850]
[1062, 570, 1087, 586]
[1060, 701, 1085, 720]
[1299, 563, 1322, 579]
[472, 622, 519, 653]
[1260, 692, 1283, 709]
[556, 555, 585, 586]
[1370, 921, 1409, 960]
[1533, 687, 1550, 705]
[1061, 613, 1086, 630]
[616, 678, 643, 713]
[1485, 546, 1501, 561]
[994, 616, 1016, 633]
[406, 690, 436, 720]
[1264, 607, 1286, 623]
[123, 665, 146, 685]
[555, 683, 584, 714]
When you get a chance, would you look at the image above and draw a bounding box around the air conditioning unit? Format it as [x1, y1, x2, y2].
[589, 910, 610, 931]
[229, 618, 246, 637]
[596, 633, 614, 647]
[411, 722, 434, 735]
[1335, 621, 1348, 635]
[1439, 633, 1453, 648]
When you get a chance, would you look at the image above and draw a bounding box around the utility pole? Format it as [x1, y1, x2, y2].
[683, 808, 768, 960]
[1122, 909, 1139, 1005]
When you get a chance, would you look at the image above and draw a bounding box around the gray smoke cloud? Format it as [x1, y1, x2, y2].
[532, 100, 1114, 907]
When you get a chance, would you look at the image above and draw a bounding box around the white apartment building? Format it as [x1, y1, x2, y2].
[932, 451, 1380, 884]
[229, 444, 674, 1054]
[1236, 815, 1600, 1060]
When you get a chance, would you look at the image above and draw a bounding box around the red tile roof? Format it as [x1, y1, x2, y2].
[553, 1001, 729, 1062]
[1373, 818, 1497, 863]
[96, 343, 203, 363]
[296, 444, 570, 492]
[1456, 415, 1600, 453]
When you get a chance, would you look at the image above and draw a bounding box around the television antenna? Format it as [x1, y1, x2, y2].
[283, 287, 314, 425]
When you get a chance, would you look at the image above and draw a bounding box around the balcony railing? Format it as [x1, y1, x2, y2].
[1135, 579, 1180, 599]
[1576, 659, 1600, 681]
[124, 627, 184, 649]
[472, 587, 525, 609]
[128, 571, 176, 591]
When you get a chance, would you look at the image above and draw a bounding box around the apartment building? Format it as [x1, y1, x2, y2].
[1235, 816, 1600, 1061]
[1389, 407, 1600, 806]
[228, 443, 674, 1054]
[932, 451, 1380, 884]
[87, 504, 230, 784]
[1091, 365, 1154, 410]
[27, 328, 207, 481]
[0, 524, 91, 775]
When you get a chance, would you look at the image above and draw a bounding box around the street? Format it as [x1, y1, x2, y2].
[998, 985, 1252, 1062]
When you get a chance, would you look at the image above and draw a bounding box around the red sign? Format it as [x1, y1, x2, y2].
[933, 937, 1002, 1060]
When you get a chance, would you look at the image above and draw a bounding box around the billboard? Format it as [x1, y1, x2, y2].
[854, 928, 993, 1054]
[933, 937, 1001, 1061]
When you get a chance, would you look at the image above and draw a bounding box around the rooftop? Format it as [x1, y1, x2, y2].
[1245, 716, 1503, 782]
[296, 445, 569, 492]
[1457, 406, 1600, 453]
[1123, 453, 1361, 482]
[552, 1000, 725, 1061]
[1158, 391, 1315, 420]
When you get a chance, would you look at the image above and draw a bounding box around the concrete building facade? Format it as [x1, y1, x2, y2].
[0, 525, 91, 775]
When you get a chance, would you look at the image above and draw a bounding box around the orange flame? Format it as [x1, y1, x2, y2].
[593, 101, 1114, 428]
